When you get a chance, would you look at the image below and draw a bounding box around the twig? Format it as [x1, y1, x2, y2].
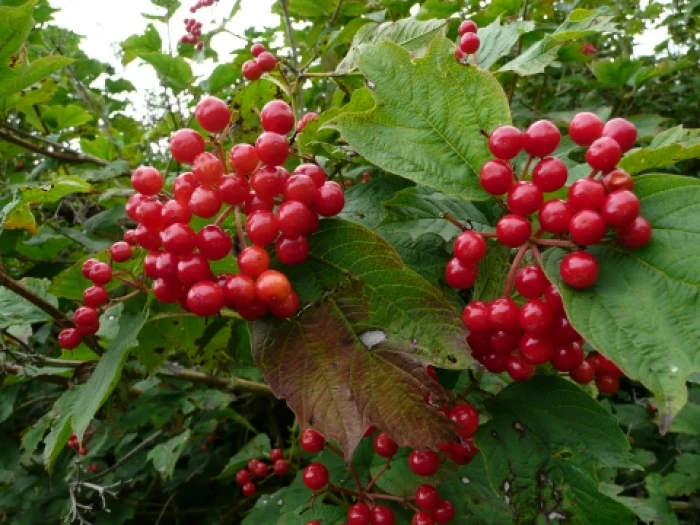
[88, 430, 164, 482]
[155, 363, 273, 395]
[155, 491, 178, 525]
[279, 0, 304, 117]
[503, 243, 530, 296]
[0, 129, 108, 166]
[0, 268, 71, 326]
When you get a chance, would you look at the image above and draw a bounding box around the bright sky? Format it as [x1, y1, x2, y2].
[50, 0, 668, 116]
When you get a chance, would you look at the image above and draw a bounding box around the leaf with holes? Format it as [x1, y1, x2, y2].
[330, 36, 510, 200]
[477, 376, 635, 524]
[542, 174, 700, 430]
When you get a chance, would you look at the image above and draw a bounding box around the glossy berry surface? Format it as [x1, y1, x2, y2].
[261, 100, 295, 135]
[59, 328, 82, 349]
[186, 281, 224, 316]
[238, 245, 270, 277]
[415, 484, 440, 510]
[496, 214, 531, 247]
[568, 112, 603, 146]
[462, 301, 490, 332]
[433, 500, 456, 524]
[109, 241, 132, 262]
[586, 136, 622, 172]
[170, 128, 205, 163]
[300, 428, 325, 452]
[488, 125, 523, 160]
[197, 225, 232, 260]
[569, 210, 607, 245]
[560, 251, 599, 289]
[515, 265, 549, 299]
[616, 216, 652, 248]
[444, 258, 478, 289]
[532, 157, 568, 192]
[255, 132, 289, 166]
[603, 118, 637, 152]
[479, 160, 513, 195]
[347, 503, 371, 525]
[459, 33, 480, 54]
[452, 231, 487, 263]
[507, 182, 543, 216]
[131, 166, 163, 196]
[255, 270, 292, 304]
[408, 450, 440, 476]
[371, 506, 395, 525]
[315, 181, 345, 217]
[601, 190, 640, 227]
[523, 120, 560, 157]
[242, 60, 263, 80]
[568, 179, 606, 210]
[373, 432, 398, 458]
[192, 152, 224, 186]
[302, 463, 329, 490]
[229, 143, 259, 175]
[458, 20, 477, 35]
[195, 96, 230, 132]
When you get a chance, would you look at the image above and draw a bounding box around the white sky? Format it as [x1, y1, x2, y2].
[50, 0, 668, 116]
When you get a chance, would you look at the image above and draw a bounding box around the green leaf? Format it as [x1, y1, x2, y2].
[0, 56, 74, 100]
[336, 17, 447, 74]
[120, 24, 162, 65]
[70, 313, 147, 441]
[253, 220, 468, 459]
[147, 429, 190, 480]
[42, 387, 82, 474]
[590, 58, 643, 88]
[619, 126, 700, 174]
[472, 240, 511, 302]
[331, 36, 510, 200]
[230, 79, 283, 144]
[4, 203, 36, 233]
[601, 483, 673, 525]
[206, 61, 239, 94]
[0, 0, 36, 63]
[20, 175, 91, 204]
[477, 17, 535, 70]
[0, 277, 57, 329]
[670, 401, 700, 434]
[217, 434, 270, 478]
[338, 174, 413, 229]
[477, 376, 635, 524]
[499, 9, 616, 76]
[138, 52, 192, 92]
[82, 160, 129, 182]
[241, 482, 314, 524]
[542, 174, 700, 429]
[40, 103, 94, 130]
[277, 504, 345, 525]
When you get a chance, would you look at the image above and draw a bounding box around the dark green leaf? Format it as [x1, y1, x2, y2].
[0, 0, 35, 63]
[218, 434, 270, 478]
[0, 277, 57, 328]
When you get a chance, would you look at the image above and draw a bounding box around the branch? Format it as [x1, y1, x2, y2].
[155, 363, 273, 395]
[0, 128, 108, 166]
[279, 0, 304, 117]
[88, 430, 164, 482]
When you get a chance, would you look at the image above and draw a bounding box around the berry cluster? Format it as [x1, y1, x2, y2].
[242, 43, 278, 81]
[66, 433, 88, 456]
[454, 20, 480, 64]
[235, 447, 290, 497]
[57, 94, 344, 350]
[181, 18, 204, 50]
[189, 0, 219, 13]
[297, 400, 478, 525]
[479, 114, 650, 289]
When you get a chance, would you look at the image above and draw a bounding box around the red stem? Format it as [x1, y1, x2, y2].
[533, 238, 577, 247]
[503, 244, 530, 296]
[519, 155, 533, 181]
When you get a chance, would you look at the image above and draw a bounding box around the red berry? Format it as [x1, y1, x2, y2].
[444, 258, 478, 289]
[242, 59, 263, 81]
[177, 254, 212, 285]
[261, 100, 295, 135]
[109, 241, 132, 262]
[250, 43, 265, 57]
[246, 210, 279, 246]
[481, 351, 508, 373]
[597, 353, 624, 377]
[514, 265, 548, 299]
[412, 511, 435, 525]
[196, 225, 232, 260]
[489, 329, 521, 354]
[570, 360, 596, 384]
[544, 284, 564, 313]
[161, 223, 197, 255]
[461, 301, 490, 332]
[162, 199, 193, 227]
[257, 51, 277, 72]
[252, 461, 269, 477]
[242, 481, 256, 497]
[523, 120, 560, 157]
[507, 182, 543, 216]
[255, 132, 289, 166]
[488, 125, 523, 160]
[245, 191, 274, 214]
[569, 210, 607, 245]
[532, 157, 568, 192]
[135, 199, 163, 230]
[294, 164, 326, 187]
[302, 463, 329, 490]
[223, 274, 256, 307]
[348, 503, 371, 525]
[539, 199, 574, 234]
[602, 118, 637, 152]
[602, 168, 634, 193]
[153, 278, 183, 303]
[134, 224, 162, 250]
[73, 306, 98, 327]
[88, 262, 113, 285]
[78, 446, 88, 456]
[459, 33, 480, 54]
[237, 298, 269, 320]
[186, 281, 224, 316]
[238, 245, 270, 277]
[235, 469, 250, 485]
[560, 251, 599, 289]
[131, 166, 163, 196]
[273, 459, 289, 476]
[276, 235, 309, 265]
[506, 354, 535, 381]
[568, 112, 604, 146]
[616, 216, 652, 249]
[452, 231, 487, 263]
[496, 214, 531, 247]
[600, 190, 640, 227]
[488, 297, 520, 331]
[519, 298, 554, 334]
[300, 428, 325, 452]
[59, 328, 82, 349]
[277, 201, 315, 238]
[371, 505, 395, 525]
[553, 315, 580, 344]
[255, 270, 292, 304]
[373, 432, 398, 458]
[568, 179, 606, 210]
[479, 160, 513, 195]
[83, 286, 109, 308]
[251, 165, 287, 200]
[189, 186, 222, 218]
[219, 175, 249, 205]
[519, 333, 555, 365]
[458, 20, 477, 35]
[126, 193, 151, 222]
[433, 499, 456, 524]
[269, 291, 299, 318]
[408, 449, 440, 476]
[229, 143, 259, 175]
[315, 181, 345, 217]
[415, 484, 440, 510]
[449, 403, 479, 437]
[550, 341, 585, 372]
[195, 96, 230, 133]
[283, 174, 318, 206]
[144, 252, 159, 279]
[173, 172, 199, 204]
[596, 374, 620, 395]
[192, 152, 224, 186]
[170, 128, 205, 163]
[269, 448, 283, 462]
[586, 137, 622, 172]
